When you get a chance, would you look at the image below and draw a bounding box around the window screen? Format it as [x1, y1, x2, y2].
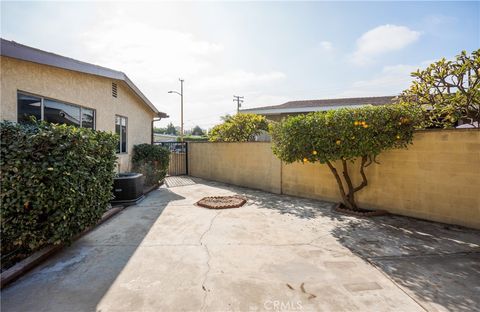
[17, 93, 42, 122]
[44, 99, 81, 127]
[17, 92, 95, 129]
[81, 108, 95, 129]
[115, 115, 127, 153]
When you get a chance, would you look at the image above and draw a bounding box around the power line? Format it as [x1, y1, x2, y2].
[233, 95, 244, 113]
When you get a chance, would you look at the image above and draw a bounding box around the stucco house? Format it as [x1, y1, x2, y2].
[240, 96, 395, 121]
[0, 38, 168, 172]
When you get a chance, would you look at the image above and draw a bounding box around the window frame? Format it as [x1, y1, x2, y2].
[115, 114, 128, 154]
[16, 90, 96, 129]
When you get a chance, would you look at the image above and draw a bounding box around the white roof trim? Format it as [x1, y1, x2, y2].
[241, 104, 367, 115]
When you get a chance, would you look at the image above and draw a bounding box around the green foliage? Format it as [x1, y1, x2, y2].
[398, 49, 480, 128]
[165, 122, 178, 135]
[153, 127, 167, 134]
[132, 144, 170, 186]
[270, 105, 419, 210]
[154, 123, 178, 135]
[220, 114, 233, 122]
[0, 121, 117, 258]
[191, 125, 205, 136]
[179, 135, 208, 142]
[209, 113, 269, 142]
[271, 105, 419, 164]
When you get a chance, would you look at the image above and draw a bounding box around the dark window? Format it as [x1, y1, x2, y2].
[44, 99, 81, 127]
[115, 115, 127, 153]
[17, 92, 95, 129]
[81, 108, 95, 129]
[17, 94, 41, 122]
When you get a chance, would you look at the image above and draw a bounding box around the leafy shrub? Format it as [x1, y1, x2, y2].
[178, 135, 208, 142]
[132, 144, 170, 186]
[0, 121, 117, 259]
[398, 49, 479, 128]
[209, 113, 269, 142]
[270, 105, 420, 211]
[191, 125, 205, 136]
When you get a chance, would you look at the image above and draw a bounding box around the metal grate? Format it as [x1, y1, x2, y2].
[112, 82, 118, 98]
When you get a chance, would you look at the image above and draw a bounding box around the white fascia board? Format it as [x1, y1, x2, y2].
[241, 104, 367, 115]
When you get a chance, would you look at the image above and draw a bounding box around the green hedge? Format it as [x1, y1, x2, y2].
[178, 135, 208, 142]
[0, 121, 117, 260]
[132, 144, 170, 186]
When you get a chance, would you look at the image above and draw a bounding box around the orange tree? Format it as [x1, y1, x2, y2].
[209, 113, 269, 142]
[270, 105, 419, 211]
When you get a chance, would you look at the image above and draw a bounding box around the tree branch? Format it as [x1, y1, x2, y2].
[326, 160, 353, 210]
[353, 156, 369, 193]
[341, 159, 355, 201]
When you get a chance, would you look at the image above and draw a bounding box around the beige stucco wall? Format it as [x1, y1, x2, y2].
[188, 142, 281, 194]
[0, 56, 156, 172]
[189, 130, 480, 229]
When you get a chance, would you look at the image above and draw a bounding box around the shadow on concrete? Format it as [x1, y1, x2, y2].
[0, 188, 185, 312]
[186, 177, 480, 311]
[330, 214, 480, 312]
[191, 178, 343, 221]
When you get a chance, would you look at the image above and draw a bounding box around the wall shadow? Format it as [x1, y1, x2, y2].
[330, 214, 480, 311]
[246, 177, 480, 310]
[191, 177, 480, 311]
[0, 188, 185, 312]
[191, 177, 344, 221]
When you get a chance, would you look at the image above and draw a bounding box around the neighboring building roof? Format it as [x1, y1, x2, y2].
[0, 38, 168, 118]
[240, 96, 396, 115]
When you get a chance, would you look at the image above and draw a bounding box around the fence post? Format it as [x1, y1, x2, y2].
[185, 142, 189, 175]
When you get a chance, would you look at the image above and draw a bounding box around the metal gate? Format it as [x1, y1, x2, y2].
[155, 142, 188, 176]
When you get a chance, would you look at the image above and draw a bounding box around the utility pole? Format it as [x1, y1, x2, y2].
[233, 95, 244, 113]
[168, 79, 185, 142]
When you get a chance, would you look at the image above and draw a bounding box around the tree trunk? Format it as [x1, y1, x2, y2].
[326, 156, 369, 211]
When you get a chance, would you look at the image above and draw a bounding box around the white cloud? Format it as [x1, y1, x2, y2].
[79, 16, 286, 129]
[81, 20, 224, 82]
[193, 70, 286, 92]
[351, 24, 421, 65]
[318, 41, 333, 51]
[337, 62, 427, 97]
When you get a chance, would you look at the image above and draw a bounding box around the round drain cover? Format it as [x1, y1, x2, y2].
[196, 196, 246, 209]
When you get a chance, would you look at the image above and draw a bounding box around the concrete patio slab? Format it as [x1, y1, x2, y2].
[1, 177, 479, 312]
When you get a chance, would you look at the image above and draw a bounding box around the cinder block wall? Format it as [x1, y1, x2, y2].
[189, 130, 480, 229]
[188, 142, 281, 194]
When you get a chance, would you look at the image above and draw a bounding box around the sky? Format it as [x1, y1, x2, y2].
[1, 1, 479, 130]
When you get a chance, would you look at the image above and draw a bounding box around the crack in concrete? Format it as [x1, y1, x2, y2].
[199, 211, 221, 312]
[79, 232, 335, 249]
